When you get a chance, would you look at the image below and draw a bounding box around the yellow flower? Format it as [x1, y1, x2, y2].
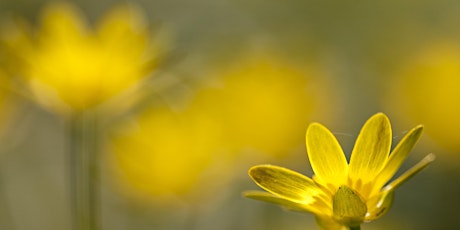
[0, 2, 159, 114]
[245, 113, 435, 229]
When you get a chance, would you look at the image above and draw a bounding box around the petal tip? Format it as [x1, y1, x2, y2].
[306, 122, 329, 137]
[242, 190, 259, 198]
[248, 164, 277, 182]
[424, 153, 436, 163]
[248, 165, 264, 177]
[411, 124, 424, 133]
[307, 122, 323, 131]
[370, 112, 390, 122]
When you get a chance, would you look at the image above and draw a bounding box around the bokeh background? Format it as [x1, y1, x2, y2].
[0, 0, 458, 229]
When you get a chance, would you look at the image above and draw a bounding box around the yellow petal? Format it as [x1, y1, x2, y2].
[348, 113, 392, 194]
[243, 191, 315, 213]
[315, 215, 348, 230]
[39, 2, 87, 44]
[384, 153, 435, 192]
[248, 165, 323, 205]
[97, 4, 148, 57]
[306, 122, 348, 191]
[365, 190, 394, 221]
[96, 4, 156, 105]
[372, 125, 424, 195]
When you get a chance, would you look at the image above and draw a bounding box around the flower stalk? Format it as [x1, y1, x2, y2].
[68, 111, 100, 230]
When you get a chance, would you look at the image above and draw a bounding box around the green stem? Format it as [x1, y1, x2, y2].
[69, 111, 100, 230]
[350, 226, 361, 230]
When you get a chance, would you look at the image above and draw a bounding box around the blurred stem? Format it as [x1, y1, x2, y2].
[350, 226, 361, 230]
[0, 160, 16, 230]
[69, 111, 100, 230]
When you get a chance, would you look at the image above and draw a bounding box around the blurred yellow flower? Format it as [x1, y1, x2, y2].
[388, 41, 460, 152]
[109, 51, 336, 205]
[191, 52, 336, 158]
[0, 2, 159, 114]
[245, 113, 434, 229]
[110, 104, 227, 204]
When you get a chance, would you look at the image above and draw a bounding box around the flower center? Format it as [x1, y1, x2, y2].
[333, 185, 367, 227]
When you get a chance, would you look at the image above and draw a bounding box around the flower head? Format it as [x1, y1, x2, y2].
[0, 2, 161, 114]
[245, 113, 435, 229]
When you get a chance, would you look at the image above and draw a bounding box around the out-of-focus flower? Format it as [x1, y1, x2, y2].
[191, 52, 336, 159]
[0, 2, 159, 114]
[245, 113, 434, 229]
[387, 41, 460, 152]
[0, 4, 164, 228]
[110, 50, 336, 205]
[111, 104, 227, 205]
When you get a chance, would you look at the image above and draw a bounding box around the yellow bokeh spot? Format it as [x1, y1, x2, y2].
[388, 41, 460, 151]
[111, 105, 227, 203]
[192, 52, 334, 158]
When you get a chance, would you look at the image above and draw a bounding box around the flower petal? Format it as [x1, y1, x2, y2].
[372, 125, 423, 195]
[248, 165, 323, 204]
[365, 190, 394, 221]
[348, 113, 392, 194]
[97, 4, 149, 57]
[40, 3, 87, 43]
[306, 122, 348, 190]
[315, 215, 348, 230]
[243, 191, 314, 213]
[384, 153, 435, 192]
